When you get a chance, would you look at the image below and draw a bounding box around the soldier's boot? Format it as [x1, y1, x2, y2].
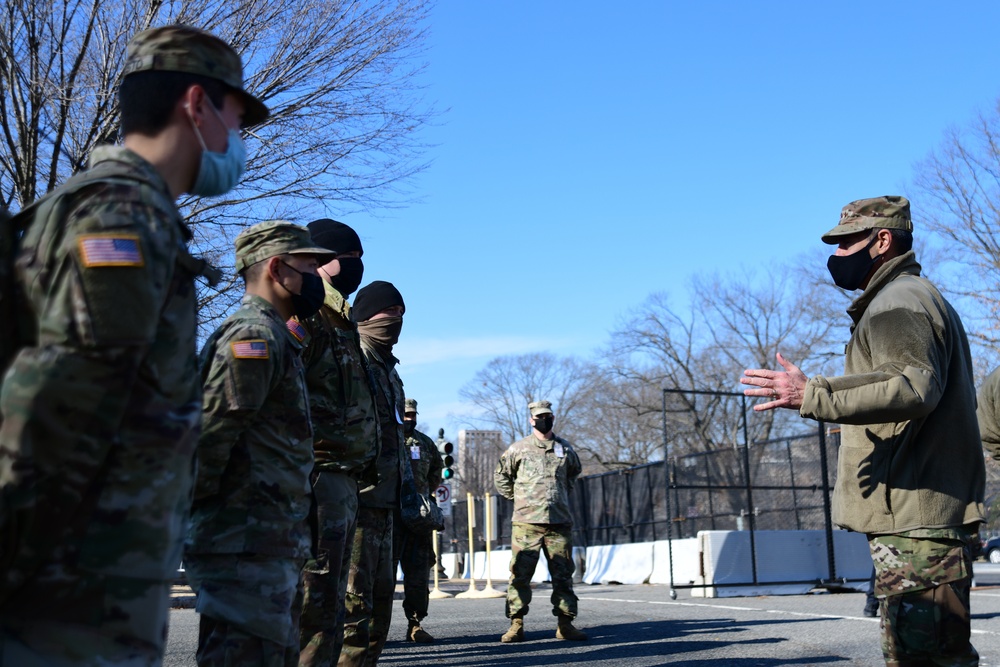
[407, 620, 434, 643]
[500, 618, 524, 643]
[555, 615, 588, 641]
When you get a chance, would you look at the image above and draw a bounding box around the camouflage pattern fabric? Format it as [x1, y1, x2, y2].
[186, 293, 313, 559]
[298, 280, 380, 482]
[122, 24, 269, 127]
[0, 145, 204, 664]
[405, 428, 443, 497]
[186, 554, 304, 654]
[299, 471, 360, 667]
[393, 513, 435, 623]
[505, 522, 578, 620]
[358, 337, 406, 510]
[494, 434, 582, 525]
[187, 292, 313, 661]
[395, 427, 442, 622]
[870, 528, 979, 665]
[339, 507, 393, 667]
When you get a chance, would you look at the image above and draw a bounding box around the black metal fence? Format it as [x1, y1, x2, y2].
[443, 389, 840, 571]
[443, 387, 1000, 590]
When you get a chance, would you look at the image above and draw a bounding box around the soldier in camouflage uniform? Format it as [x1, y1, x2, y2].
[396, 398, 444, 642]
[0, 25, 266, 666]
[340, 281, 408, 667]
[742, 196, 984, 666]
[297, 219, 381, 667]
[494, 400, 587, 643]
[186, 221, 334, 667]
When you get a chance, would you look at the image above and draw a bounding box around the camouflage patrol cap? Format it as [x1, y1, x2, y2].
[404, 398, 418, 414]
[235, 221, 336, 273]
[122, 25, 269, 127]
[528, 400, 553, 417]
[821, 195, 912, 244]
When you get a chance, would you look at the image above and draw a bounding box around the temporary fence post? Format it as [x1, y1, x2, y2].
[455, 492, 481, 599]
[429, 530, 453, 599]
[479, 493, 505, 598]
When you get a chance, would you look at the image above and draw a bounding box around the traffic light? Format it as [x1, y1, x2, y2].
[437, 428, 455, 480]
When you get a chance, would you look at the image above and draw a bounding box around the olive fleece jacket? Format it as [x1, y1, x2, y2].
[800, 251, 985, 535]
[977, 366, 1000, 461]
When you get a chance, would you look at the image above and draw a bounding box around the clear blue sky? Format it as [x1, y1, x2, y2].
[343, 1, 1000, 440]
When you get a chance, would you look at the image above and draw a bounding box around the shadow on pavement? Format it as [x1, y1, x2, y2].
[377, 617, 851, 666]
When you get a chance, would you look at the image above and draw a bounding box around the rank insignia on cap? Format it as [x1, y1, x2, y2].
[231, 340, 269, 359]
[78, 234, 144, 267]
[286, 319, 306, 342]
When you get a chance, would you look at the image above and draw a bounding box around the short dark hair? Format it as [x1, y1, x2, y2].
[887, 228, 913, 253]
[119, 70, 229, 136]
[241, 259, 267, 286]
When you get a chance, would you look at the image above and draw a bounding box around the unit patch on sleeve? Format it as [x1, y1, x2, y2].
[286, 319, 306, 342]
[77, 234, 145, 267]
[231, 340, 269, 359]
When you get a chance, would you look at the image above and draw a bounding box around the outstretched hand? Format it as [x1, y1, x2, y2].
[740, 352, 807, 412]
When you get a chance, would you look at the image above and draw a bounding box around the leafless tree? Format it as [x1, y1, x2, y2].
[0, 0, 434, 330]
[603, 264, 845, 515]
[911, 101, 1000, 371]
[458, 352, 594, 444]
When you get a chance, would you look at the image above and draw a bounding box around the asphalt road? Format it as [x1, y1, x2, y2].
[165, 563, 1000, 666]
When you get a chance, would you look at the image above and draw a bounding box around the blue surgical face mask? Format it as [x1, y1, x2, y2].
[188, 100, 246, 197]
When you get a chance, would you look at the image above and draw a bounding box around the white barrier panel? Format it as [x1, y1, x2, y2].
[583, 542, 654, 585]
[472, 548, 512, 581]
[694, 529, 871, 598]
[441, 552, 460, 579]
[648, 538, 701, 585]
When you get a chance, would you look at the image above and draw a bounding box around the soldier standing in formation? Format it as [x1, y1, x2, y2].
[398, 398, 445, 642]
[0, 25, 265, 666]
[186, 221, 333, 666]
[742, 196, 985, 666]
[340, 281, 408, 666]
[494, 400, 588, 643]
[297, 219, 381, 667]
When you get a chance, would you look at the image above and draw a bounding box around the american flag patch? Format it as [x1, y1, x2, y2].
[231, 340, 269, 359]
[78, 235, 144, 267]
[286, 319, 306, 342]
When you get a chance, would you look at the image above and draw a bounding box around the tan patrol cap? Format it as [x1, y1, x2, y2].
[122, 25, 270, 127]
[528, 400, 553, 417]
[404, 398, 418, 414]
[235, 221, 336, 272]
[821, 195, 912, 245]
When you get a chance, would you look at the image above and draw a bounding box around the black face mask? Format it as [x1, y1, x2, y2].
[533, 416, 554, 434]
[404, 420, 416, 436]
[328, 257, 364, 297]
[280, 261, 325, 319]
[827, 236, 879, 291]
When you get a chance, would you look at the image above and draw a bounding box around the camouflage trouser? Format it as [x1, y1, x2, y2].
[299, 471, 360, 667]
[0, 565, 171, 666]
[392, 510, 434, 623]
[185, 554, 304, 666]
[339, 507, 393, 667]
[506, 522, 577, 620]
[870, 532, 979, 667]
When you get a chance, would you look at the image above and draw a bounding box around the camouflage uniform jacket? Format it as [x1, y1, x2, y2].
[799, 252, 985, 534]
[358, 337, 406, 509]
[187, 294, 313, 559]
[299, 281, 380, 483]
[406, 428, 443, 497]
[0, 145, 202, 590]
[495, 433, 582, 525]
